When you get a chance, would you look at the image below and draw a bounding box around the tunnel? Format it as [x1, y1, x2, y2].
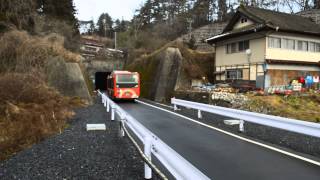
[95, 72, 111, 91]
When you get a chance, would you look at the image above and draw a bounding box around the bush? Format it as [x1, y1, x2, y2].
[0, 73, 78, 160]
[0, 30, 80, 73]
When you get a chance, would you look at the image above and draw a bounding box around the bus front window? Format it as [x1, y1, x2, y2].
[116, 74, 139, 88]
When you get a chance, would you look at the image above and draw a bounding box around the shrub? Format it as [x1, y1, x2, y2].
[0, 73, 78, 160]
[0, 30, 80, 73]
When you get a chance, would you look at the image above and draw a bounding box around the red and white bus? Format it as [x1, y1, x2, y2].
[107, 71, 140, 100]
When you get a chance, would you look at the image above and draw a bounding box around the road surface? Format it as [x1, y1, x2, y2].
[119, 101, 320, 180]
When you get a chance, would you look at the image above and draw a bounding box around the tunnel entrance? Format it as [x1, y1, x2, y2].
[95, 72, 111, 91]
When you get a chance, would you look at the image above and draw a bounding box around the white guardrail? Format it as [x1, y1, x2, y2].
[97, 91, 210, 180]
[171, 98, 320, 138]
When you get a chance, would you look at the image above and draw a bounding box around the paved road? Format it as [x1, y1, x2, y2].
[119, 101, 320, 180]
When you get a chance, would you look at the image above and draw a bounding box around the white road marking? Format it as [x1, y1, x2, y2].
[135, 100, 320, 166]
[151, 101, 174, 109]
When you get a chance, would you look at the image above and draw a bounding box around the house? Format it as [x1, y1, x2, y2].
[80, 36, 104, 59]
[206, 5, 320, 89]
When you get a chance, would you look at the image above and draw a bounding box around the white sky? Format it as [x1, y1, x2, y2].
[74, 0, 146, 22]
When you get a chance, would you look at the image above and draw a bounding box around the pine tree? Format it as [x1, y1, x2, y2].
[96, 13, 113, 37]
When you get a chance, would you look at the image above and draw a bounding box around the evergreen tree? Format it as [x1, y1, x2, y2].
[96, 13, 113, 37]
[37, 0, 77, 25]
[314, 0, 320, 8]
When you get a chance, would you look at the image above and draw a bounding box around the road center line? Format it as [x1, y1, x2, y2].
[135, 99, 320, 166]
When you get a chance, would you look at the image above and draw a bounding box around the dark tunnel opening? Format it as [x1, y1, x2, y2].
[95, 72, 111, 91]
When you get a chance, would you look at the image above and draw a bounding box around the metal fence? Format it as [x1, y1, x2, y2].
[97, 91, 210, 180]
[171, 98, 320, 138]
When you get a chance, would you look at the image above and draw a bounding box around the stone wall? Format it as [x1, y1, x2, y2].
[180, 22, 228, 52]
[82, 48, 126, 78]
[297, 9, 320, 24]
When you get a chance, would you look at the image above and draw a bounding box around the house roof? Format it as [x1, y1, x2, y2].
[206, 6, 320, 44]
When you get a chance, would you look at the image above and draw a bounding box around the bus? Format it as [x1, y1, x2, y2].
[107, 71, 140, 100]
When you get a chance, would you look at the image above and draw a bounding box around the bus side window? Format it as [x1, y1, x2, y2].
[108, 77, 113, 89]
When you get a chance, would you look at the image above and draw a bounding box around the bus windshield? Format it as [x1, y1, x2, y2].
[116, 74, 138, 84]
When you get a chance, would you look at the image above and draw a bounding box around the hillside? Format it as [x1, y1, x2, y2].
[127, 41, 214, 102]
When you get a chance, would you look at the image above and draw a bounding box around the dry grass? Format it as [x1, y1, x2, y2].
[243, 93, 320, 122]
[0, 30, 81, 73]
[0, 73, 84, 160]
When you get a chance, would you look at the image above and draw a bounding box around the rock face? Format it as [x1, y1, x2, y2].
[46, 58, 92, 102]
[128, 43, 215, 102]
[152, 48, 184, 102]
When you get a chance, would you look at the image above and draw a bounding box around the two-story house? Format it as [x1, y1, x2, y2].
[206, 6, 320, 89]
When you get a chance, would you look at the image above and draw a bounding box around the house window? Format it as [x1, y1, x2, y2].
[226, 40, 249, 54]
[268, 37, 281, 48]
[226, 43, 237, 54]
[239, 40, 249, 51]
[226, 69, 243, 79]
[282, 39, 295, 50]
[316, 43, 320, 52]
[310, 42, 320, 52]
[240, 18, 248, 23]
[297, 40, 308, 51]
[309, 42, 316, 52]
[231, 43, 237, 53]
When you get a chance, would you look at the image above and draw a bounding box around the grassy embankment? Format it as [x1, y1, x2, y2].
[243, 93, 320, 122]
[0, 30, 87, 160]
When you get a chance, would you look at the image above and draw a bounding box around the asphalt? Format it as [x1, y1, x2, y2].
[119, 101, 320, 180]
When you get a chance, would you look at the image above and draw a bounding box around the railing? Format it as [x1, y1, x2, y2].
[97, 91, 210, 180]
[171, 98, 320, 138]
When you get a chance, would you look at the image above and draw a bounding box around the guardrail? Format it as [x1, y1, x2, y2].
[171, 98, 320, 138]
[97, 91, 210, 180]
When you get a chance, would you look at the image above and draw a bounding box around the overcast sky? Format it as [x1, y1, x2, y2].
[74, 0, 146, 22]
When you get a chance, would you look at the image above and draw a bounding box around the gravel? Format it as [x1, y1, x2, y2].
[140, 98, 320, 161]
[0, 97, 152, 180]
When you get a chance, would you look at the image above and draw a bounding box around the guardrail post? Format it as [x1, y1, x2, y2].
[111, 106, 115, 121]
[106, 99, 110, 113]
[239, 120, 245, 132]
[103, 98, 107, 107]
[174, 104, 177, 111]
[120, 115, 125, 137]
[144, 136, 152, 179]
[198, 110, 202, 119]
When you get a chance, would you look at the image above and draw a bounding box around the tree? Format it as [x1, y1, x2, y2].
[314, 0, 320, 8]
[0, 0, 36, 31]
[192, 0, 213, 27]
[37, 0, 78, 25]
[218, 0, 227, 21]
[96, 13, 113, 37]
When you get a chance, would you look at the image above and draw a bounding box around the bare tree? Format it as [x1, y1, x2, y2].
[218, 0, 228, 21]
[315, 0, 320, 8]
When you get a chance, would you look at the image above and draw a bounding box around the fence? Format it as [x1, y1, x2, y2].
[171, 98, 320, 138]
[97, 91, 210, 180]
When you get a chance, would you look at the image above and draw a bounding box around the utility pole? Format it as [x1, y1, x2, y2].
[114, 31, 117, 49]
[187, 18, 193, 39]
[103, 19, 107, 37]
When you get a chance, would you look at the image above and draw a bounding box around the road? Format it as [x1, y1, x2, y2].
[119, 101, 320, 180]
